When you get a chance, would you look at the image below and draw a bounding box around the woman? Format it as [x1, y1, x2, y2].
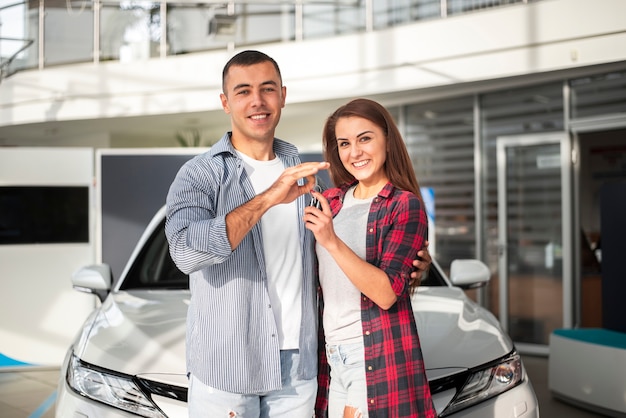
[304, 98, 436, 418]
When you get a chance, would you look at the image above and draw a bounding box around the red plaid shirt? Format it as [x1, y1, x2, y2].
[315, 182, 437, 418]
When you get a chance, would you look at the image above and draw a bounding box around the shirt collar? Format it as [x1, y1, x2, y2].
[209, 132, 300, 159]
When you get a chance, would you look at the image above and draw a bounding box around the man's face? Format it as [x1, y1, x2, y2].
[220, 61, 286, 144]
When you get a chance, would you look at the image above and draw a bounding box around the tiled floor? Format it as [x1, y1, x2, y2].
[0, 356, 608, 417]
[0, 367, 57, 418]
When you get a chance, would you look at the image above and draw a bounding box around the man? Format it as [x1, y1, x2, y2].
[165, 50, 431, 417]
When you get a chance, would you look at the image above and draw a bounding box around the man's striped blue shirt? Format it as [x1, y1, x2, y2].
[165, 132, 318, 393]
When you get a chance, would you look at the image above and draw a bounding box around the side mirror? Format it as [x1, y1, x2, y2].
[450, 259, 491, 289]
[72, 264, 113, 302]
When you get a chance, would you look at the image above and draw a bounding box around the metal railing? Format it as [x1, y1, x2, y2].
[0, 0, 534, 78]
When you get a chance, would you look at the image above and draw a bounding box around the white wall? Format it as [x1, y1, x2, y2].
[0, 148, 96, 368]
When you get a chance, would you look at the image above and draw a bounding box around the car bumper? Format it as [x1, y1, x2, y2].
[446, 376, 540, 418]
[56, 377, 538, 418]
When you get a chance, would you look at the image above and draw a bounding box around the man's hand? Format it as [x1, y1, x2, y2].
[225, 161, 329, 250]
[264, 161, 330, 205]
[410, 241, 431, 287]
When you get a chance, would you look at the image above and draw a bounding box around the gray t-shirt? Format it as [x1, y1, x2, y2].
[317, 186, 374, 345]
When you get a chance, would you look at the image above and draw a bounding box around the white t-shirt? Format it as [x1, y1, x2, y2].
[237, 151, 303, 349]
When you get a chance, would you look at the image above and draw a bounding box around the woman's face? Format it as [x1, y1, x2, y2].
[335, 116, 388, 188]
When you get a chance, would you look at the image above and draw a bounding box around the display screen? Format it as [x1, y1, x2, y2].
[0, 186, 89, 244]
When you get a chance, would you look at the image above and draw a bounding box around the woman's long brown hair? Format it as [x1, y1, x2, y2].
[322, 98, 427, 289]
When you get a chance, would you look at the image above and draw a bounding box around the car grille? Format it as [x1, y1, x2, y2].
[135, 375, 465, 408]
[137, 378, 188, 403]
[429, 371, 470, 396]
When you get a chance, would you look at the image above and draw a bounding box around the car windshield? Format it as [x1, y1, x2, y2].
[119, 220, 445, 290]
[120, 220, 188, 290]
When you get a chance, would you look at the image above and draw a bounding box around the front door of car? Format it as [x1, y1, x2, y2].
[496, 133, 573, 354]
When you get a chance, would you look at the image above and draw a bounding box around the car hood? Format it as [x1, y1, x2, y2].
[413, 286, 513, 380]
[74, 290, 189, 383]
[74, 287, 512, 384]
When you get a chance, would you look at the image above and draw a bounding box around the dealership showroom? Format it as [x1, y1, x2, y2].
[1, 0, 626, 417]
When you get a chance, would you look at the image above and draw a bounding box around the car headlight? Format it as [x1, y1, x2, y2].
[66, 351, 167, 418]
[439, 351, 523, 416]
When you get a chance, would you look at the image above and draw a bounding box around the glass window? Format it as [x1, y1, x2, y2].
[43, 0, 93, 66]
[0, 186, 89, 245]
[481, 82, 563, 338]
[481, 83, 564, 269]
[100, 1, 161, 62]
[0, 0, 38, 75]
[234, 3, 294, 45]
[168, 2, 294, 56]
[447, 0, 527, 16]
[373, 0, 440, 29]
[167, 3, 231, 55]
[302, 1, 364, 39]
[570, 71, 626, 120]
[403, 98, 476, 268]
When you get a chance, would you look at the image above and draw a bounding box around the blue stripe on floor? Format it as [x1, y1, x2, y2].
[0, 352, 32, 367]
[29, 391, 57, 418]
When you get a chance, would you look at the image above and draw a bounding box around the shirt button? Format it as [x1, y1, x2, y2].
[367, 365, 373, 371]
[370, 399, 375, 405]
[369, 228, 374, 233]
[365, 331, 370, 336]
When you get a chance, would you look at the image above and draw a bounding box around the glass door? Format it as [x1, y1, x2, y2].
[497, 133, 572, 354]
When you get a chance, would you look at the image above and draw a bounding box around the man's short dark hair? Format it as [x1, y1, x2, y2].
[222, 50, 282, 93]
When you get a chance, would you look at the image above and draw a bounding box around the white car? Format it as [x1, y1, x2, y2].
[56, 206, 540, 418]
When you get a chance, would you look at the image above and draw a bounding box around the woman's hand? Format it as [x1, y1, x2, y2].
[303, 190, 338, 251]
